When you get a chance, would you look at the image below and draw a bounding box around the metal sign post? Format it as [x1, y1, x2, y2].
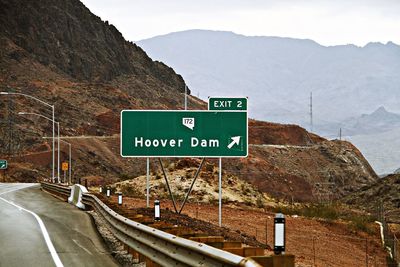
[62, 162, 68, 184]
[219, 158, 222, 227]
[146, 157, 150, 208]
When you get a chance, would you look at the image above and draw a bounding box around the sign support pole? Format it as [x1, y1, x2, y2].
[219, 157, 222, 227]
[69, 143, 71, 185]
[178, 158, 205, 214]
[158, 158, 178, 213]
[146, 157, 150, 208]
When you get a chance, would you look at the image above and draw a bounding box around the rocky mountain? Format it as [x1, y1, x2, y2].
[321, 106, 400, 137]
[347, 127, 400, 175]
[0, 0, 187, 87]
[137, 29, 400, 132]
[344, 174, 400, 223]
[0, 0, 378, 203]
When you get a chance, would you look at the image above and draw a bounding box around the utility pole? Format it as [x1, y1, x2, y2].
[339, 128, 342, 141]
[309, 92, 313, 133]
[184, 84, 188, 110]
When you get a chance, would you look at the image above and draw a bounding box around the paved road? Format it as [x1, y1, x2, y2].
[0, 183, 119, 267]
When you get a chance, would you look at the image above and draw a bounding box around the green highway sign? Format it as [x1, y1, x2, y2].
[208, 97, 247, 111]
[121, 110, 248, 157]
[0, 160, 7, 170]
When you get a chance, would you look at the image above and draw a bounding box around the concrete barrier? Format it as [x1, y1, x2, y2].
[68, 184, 88, 209]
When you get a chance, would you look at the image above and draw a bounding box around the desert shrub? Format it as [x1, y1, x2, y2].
[271, 203, 339, 221]
[271, 203, 375, 233]
[302, 204, 339, 221]
[158, 182, 167, 191]
[119, 173, 131, 181]
[244, 199, 254, 206]
[208, 195, 217, 203]
[348, 214, 376, 234]
[168, 163, 175, 172]
[120, 184, 141, 197]
[222, 196, 230, 204]
[256, 196, 264, 208]
[197, 189, 207, 196]
[205, 163, 214, 172]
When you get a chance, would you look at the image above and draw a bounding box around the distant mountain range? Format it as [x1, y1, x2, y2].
[138, 30, 400, 130]
[342, 106, 400, 136]
[138, 30, 400, 174]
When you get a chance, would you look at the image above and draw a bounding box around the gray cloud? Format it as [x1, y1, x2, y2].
[81, 0, 400, 45]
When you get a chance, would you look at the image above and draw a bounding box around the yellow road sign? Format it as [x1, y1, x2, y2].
[62, 162, 68, 171]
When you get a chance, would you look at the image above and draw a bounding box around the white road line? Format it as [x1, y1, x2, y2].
[0, 185, 64, 267]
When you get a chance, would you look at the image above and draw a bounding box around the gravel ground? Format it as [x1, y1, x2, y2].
[88, 210, 144, 267]
[102, 195, 389, 267]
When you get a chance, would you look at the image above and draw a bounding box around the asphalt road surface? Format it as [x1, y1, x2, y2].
[0, 183, 119, 267]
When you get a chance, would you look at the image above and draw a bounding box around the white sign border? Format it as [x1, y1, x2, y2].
[120, 110, 248, 158]
[208, 96, 248, 111]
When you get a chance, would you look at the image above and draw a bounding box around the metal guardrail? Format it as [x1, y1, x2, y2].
[41, 183, 262, 267]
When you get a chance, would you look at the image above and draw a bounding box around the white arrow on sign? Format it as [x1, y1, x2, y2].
[227, 136, 241, 149]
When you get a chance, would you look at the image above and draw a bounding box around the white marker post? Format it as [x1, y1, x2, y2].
[154, 200, 160, 221]
[219, 157, 222, 227]
[106, 188, 110, 197]
[274, 213, 286, 255]
[118, 193, 123, 205]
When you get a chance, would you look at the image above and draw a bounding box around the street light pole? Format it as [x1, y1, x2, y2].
[52, 105, 55, 183]
[18, 111, 59, 182]
[57, 120, 60, 182]
[1, 92, 55, 182]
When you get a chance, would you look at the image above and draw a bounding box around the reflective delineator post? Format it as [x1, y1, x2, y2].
[154, 200, 160, 221]
[118, 193, 123, 205]
[106, 188, 110, 197]
[99, 187, 102, 193]
[274, 213, 286, 255]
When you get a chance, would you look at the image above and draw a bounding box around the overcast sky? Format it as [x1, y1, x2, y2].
[81, 0, 400, 46]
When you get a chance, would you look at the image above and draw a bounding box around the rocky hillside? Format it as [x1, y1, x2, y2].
[0, 0, 378, 203]
[344, 174, 400, 223]
[0, 0, 186, 86]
